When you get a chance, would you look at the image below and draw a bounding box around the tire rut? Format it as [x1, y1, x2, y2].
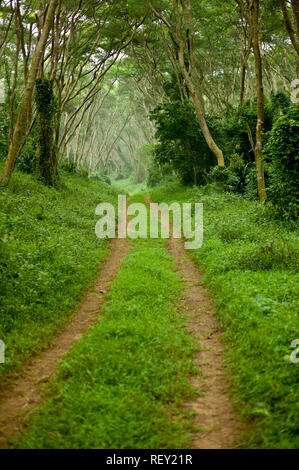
[0, 237, 129, 448]
[145, 194, 246, 449]
[167, 237, 246, 449]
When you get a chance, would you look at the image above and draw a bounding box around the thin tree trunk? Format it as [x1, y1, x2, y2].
[251, 0, 266, 202]
[8, 35, 20, 146]
[175, 0, 225, 166]
[280, 0, 299, 78]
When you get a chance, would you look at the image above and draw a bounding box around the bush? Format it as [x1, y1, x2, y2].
[147, 160, 176, 188]
[208, 153, 251, 195]
[149, 100, 218, 185]
[16, 137, 37, 174]
[89, 172, 111, 185]
[60, 160, 77, 174]
[265, 104, 299, 220]
[115, 172, 125, 181]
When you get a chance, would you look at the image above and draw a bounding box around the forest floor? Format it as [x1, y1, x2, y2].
[0, 192, 245, 449]
[1, 174, 298, 449]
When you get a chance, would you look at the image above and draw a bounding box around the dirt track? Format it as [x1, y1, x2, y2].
[145, 194, 245, 448]
[0, 237, 129, 448]
[0, 195, 245, 449]
[167, 236, 245, 448]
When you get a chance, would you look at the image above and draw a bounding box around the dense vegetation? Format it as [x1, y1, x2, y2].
[149, 90, 299, 220]
[0, 0, 298, 452]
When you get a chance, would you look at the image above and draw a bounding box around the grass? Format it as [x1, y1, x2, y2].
[14, 195, 198, 449]
[111, 176, 147, 195]
[0, 167, 118, 380]
[3, 170, 298, 448]
[150, 182, 299, 449]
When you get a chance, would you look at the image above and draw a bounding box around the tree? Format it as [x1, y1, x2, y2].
[147, 0, 225, 166]
[35, 78, 58, 185]
[280, 0, 299, 78]
[236, 0, 266, 202]
[1, 0, 60, 186]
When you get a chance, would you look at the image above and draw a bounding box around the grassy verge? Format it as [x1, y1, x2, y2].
[150, 182, 299, 449]
[0, 168, 118, 380]
[15, 195, 197, 449]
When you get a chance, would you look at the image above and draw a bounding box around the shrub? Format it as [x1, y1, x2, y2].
[147, 160, 176, 188]
[60, 160, 77, 174]
[89, 172, 111, 185]
[149, 100, 218, 185]
[208, 153, 251, 195]
[115, 172, 125, 181]
[16, 135, 38, 174]
[265, 104, 299, 220]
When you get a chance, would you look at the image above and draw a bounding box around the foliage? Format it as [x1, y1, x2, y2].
[60, 160, 77, 174]
[114, 172, 126, 180]
[220, 95, 287, 165]
[146, 159, 175, 187]
[149, 93, 292, 192]
[150, 100, 218, 185]
[89, 172, 111, 185]
[208, 153, 251, 195]
[0, 101, 9, 160]
[265, 104, 299, 220]
[16, 133, 38, 174]
[0, 95, 38, 175]
[35, 79, 58, 186]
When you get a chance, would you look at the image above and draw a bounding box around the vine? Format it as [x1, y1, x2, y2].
[35, 78, 58, 186]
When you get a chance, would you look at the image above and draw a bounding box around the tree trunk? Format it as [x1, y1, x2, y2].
[174, 0, 225, 166]
[35, 78, 58, 186]
[239, 30, 252, 107]
[147, 0, 225, 166]
[1, 0, 59, 186]
[251, 0, 266, 202]
[280, 0, 299, 78]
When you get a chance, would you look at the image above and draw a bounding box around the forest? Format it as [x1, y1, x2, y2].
[0, 0, 298, 453]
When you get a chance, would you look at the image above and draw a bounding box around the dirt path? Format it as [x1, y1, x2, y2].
[167, 236, 245, 449]
[145, 195, 245, 449]
[0, 237, 129, 448]
[1, 194, 244, 449]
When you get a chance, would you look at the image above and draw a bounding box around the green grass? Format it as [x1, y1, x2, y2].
[0, 168, 118, 380]
[150, 182, 299, 449]
[3, 171, 298, 448]
[14, 195, 198, 449]
[111, 176, 147, 195]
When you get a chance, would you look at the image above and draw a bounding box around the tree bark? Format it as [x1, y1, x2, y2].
[251, 0, 266, 202]
[280, 0, 299, 78]
[1, 0, 59, 186]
